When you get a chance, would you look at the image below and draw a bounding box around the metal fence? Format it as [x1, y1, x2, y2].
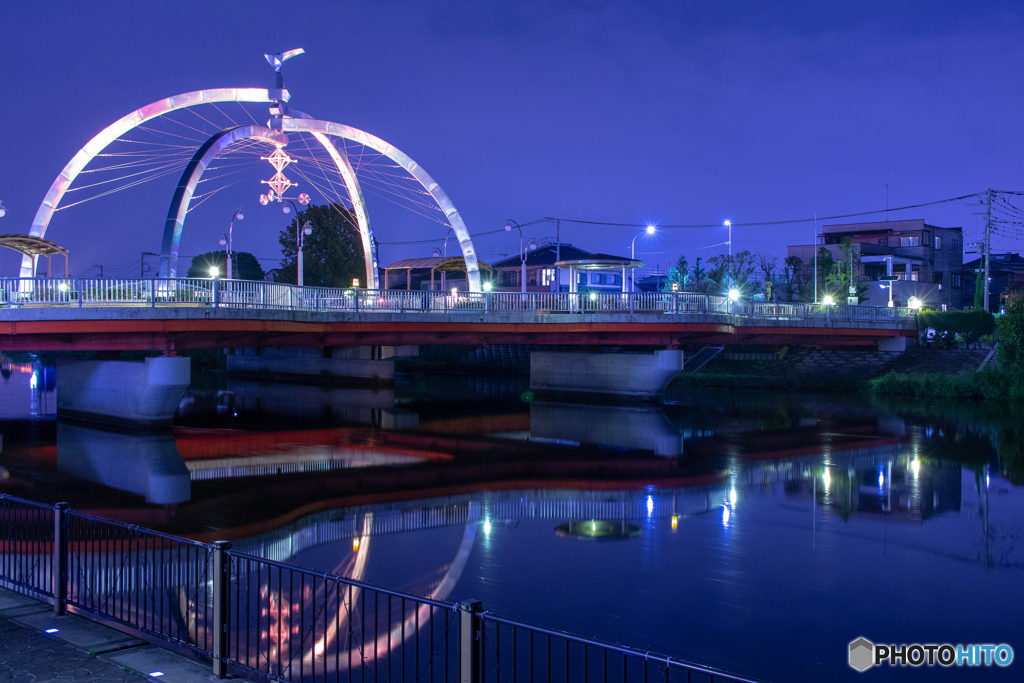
[0, 496, 761, 682]
[0, 277, 914, 324]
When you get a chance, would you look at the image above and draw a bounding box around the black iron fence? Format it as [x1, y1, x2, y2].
[0, 495, 759, 683]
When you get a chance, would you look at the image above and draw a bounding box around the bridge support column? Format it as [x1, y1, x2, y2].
[877, 336, 907, 352]
[530, 349, 683, 401]
[225, 345, 417, 384]
[56, 356, 191, 427]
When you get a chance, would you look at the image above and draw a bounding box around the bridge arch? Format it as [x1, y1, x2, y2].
[159, 125, 379, 288]
[26, 89, 477, 290]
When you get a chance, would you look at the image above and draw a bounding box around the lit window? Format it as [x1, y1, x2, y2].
[900, 236, 920, 247]
[935, 235, 942, 250]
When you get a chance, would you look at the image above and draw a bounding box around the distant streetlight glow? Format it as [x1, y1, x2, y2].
[728, 288, 739, 301]
[209, 265, 220, 278]
[630, 225, 657, 292]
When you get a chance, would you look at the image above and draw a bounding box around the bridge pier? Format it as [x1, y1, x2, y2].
[225, 345, 417, 384]
[55, 356, 191, 427]
[530, 349, 684, 401]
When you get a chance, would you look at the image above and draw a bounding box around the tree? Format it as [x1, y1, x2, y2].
[782, 255, 804, 302]
[664, 255, 689, 292]
[186, 251, 264, 280]
[690, 257, 709, 292]
[707, 250, 756, 294]
[277, 202, 365, 287]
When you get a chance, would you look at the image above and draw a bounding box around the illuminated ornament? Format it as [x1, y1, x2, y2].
[259, 144, 298, 203]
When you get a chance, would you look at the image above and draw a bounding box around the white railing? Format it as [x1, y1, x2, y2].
[0, 278, 916, 324]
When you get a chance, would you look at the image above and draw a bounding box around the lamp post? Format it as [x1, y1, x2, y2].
[504, 220, 537, 293]
[630, 225, 657, 292]
[218, 207, 244, 280]
[724, 220, 733, 291]
[282, 198, 312, 286]
[0, 200, 6, 218]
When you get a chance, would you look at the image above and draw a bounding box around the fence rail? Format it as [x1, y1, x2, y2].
[0, 277, 915, 324]
[1, 495, 762, 682]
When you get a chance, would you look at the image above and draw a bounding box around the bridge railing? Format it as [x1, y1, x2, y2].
[1, 495, 763, 682]
[0, 277, 914, 323]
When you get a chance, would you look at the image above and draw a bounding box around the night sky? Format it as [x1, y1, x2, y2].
[3, 0, 1024, 279]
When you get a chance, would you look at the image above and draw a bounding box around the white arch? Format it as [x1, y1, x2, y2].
[160, 126, 379, 288]
[279, 118, 481, 292]
[23, 88, 277, 278]
[26, 89, 475, 289]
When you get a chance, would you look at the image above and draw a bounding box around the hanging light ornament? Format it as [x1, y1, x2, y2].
[259, 144, 298, 204]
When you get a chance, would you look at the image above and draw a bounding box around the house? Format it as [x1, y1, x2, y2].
[489, 243, 641, 292]
[382, 256, 492, 291]
[963, 252, 1024, 312]
[786, 219, 964, 308]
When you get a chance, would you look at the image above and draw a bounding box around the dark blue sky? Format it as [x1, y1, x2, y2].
[3, 0, 1024, 277]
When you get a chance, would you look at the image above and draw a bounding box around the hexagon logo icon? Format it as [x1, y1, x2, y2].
[849, 637, 875, 672]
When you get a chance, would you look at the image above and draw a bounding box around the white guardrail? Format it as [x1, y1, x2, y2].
[0, 278, 916, 323]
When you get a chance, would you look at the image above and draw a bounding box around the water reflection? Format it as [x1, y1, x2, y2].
[0, 352, 56, 419]
[530, 401, 684, 455]
[56, 423, 190, 504]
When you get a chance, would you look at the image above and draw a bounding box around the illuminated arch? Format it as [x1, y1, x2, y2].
[27, 89, 476, 290]
[159, 125, 379, 288]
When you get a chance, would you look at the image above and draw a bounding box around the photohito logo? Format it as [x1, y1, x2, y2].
[849, 638, 1014, 671]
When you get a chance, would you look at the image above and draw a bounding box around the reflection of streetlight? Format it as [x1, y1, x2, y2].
[630, 225, 656, 292]
[218, 207, 244, 280]
[282, 198, 312, 285]
[504, 220, 537, 293]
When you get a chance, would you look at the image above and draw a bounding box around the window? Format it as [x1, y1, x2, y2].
[952, 273, 962, 287]
[910, 265, 920, 282]
[541, 268, 557, 286]
[877, 238, 888, 246]
[923, 232, 931, 246]
[900, 236, 920, 247]
[935, 235, 942, 250]
[528, 270, 538, 286]
[578, 272, 587, 285]
[934, 272, 943, 284]
[505, 270, 520, 287]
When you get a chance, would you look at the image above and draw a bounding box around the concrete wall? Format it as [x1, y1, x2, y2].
[530, 349, 683, 400]
[226, 346, 409, 384]
[55, 356, 191, 427]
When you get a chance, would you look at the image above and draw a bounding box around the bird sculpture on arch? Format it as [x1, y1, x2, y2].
[24, 49, 482, 292]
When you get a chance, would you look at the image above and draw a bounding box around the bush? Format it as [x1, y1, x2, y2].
[918, 309, 995, 347]
[998, 292, 1024, 372]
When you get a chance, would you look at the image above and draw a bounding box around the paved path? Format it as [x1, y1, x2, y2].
[0, 588, 224, 682]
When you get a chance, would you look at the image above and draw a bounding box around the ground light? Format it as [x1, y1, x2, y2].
[909, 297, 922, 310]
[483, 281, 492, 292]
[823, 295, 834, 305]
[209, 266, 219, 278]
[728, 289, 739, 301]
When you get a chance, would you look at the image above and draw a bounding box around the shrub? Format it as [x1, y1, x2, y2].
[918, 309, 995, 347]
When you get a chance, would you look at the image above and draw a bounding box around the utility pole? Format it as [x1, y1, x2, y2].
[984, 188, 993, 312]
[813, 213, 818, 303]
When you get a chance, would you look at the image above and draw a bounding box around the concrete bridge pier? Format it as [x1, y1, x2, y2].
[225, 345, 417, 384]
[55, 356, 191, 427]
[530, 349, 684, 401]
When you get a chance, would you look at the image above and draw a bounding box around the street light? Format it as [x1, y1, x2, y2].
[282, 197, 312, 285]
[504, 220, 537, 293]
[218, 207, 244, 280]
[724, 220, 733, 291]
[0, 200, 6, 218]
[629, 225, 657, 292]
[209, 265, 220, 278]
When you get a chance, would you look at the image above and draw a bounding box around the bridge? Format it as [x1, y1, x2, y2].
[1, 277, 915, 351]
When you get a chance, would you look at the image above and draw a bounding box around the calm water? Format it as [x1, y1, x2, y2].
[0, 354, 1022, 682]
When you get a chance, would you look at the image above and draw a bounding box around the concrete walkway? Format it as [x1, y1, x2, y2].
[0, 587, 225, 682]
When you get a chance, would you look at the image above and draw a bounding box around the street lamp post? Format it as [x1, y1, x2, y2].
[630, 225, 657, 292]
[504, 220, 537, 293]
[282, 198, 312, 286]
[724, 220, 733, 292]
[218, 207, 244, 280]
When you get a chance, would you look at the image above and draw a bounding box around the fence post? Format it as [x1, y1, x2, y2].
[484, 292, 489, 314]
[213, 278, 220, 308]
[52, 502, 69, 615]
[212, 540, 232, 678]
[459, 599, 483, 683]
